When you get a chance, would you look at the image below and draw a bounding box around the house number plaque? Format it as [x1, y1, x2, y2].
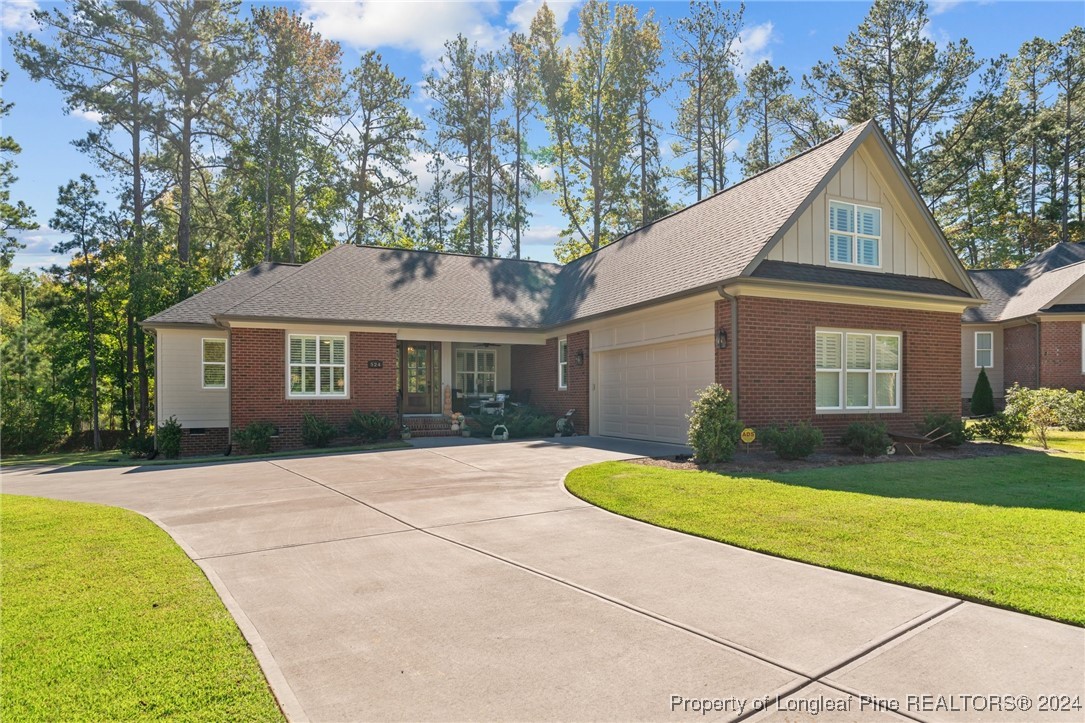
[367, 360, 383, 369]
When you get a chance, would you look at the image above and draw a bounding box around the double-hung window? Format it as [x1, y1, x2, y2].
[829, 201, 881, 267]
[455, 348, 496, 396]
[288, 334, 346, 397]
[558, 338, 568, 389]
[815, 330, 901, 412]
[975, 331, 993, 368]
[202, 338, 227, 389]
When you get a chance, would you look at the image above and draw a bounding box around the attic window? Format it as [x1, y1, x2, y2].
[829, 201, 881, 268]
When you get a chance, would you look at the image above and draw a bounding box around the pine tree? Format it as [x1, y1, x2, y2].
[738, 61, 793, 177]
[0, 71, 35, 268]
[971, 367, 995, 416]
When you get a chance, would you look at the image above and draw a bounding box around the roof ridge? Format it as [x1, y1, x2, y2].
[344, 242, 564, 268]
[561, 120, 873, 269]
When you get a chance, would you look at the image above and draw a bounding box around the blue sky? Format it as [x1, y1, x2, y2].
[2, 0, 1081, 271]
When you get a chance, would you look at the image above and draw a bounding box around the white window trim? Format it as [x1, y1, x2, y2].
[827, 198, 883, 270]
[975, 331, 994, 369]
[454, 347, 497, 397]
[558, 337, 568, 390]
[201, 338, 227, 390]
[286, 334, 349, 398]
[816, 328, 901, 414]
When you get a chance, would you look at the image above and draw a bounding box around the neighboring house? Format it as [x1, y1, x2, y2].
[962, 243, 1085, 409]
[143, 120, 983, 454]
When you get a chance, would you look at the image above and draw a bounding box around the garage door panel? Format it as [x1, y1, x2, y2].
[595, 336, 713, 444]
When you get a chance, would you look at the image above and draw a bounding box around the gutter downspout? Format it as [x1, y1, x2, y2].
[1026, 316, 1041, 387]
[717, 285, 739, 416]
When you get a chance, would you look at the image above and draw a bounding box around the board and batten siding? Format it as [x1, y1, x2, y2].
[961, 325, 1004, 398]
[766, 146, 944, 281]
[155, 327, 230, 428]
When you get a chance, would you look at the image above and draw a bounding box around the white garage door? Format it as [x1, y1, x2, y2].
[597, 336, 714, 444]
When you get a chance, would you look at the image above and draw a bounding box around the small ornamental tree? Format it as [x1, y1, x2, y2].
[687, 384, 743, 463]
[970, 368, 995, 416]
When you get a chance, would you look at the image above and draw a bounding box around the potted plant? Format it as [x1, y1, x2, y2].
[449, 412, 464, 433]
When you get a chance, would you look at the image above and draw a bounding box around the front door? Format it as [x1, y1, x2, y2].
[401, 341, 441, 414]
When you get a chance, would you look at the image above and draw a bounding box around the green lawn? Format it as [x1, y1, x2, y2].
[1, 495, 284, 721]
[0, 440, 407, 469]
[566, 454, 1085, 626]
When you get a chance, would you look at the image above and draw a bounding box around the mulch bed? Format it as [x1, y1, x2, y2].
[634, 441, 1030, 475]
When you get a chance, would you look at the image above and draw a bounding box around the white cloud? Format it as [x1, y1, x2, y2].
[508, 0, 578, 35]
[1, 0, 38, 32]
[734, 21, 776, 75]
[301, 0, 506, 60]
[71, 107, 104, 124]
[930, 0, 963, 16]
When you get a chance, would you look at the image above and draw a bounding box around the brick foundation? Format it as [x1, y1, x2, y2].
[729, 297, 961, 441]
[511, 330, 590, 430]
[179, 427, 230, 457]
[230, 328, 399, 450]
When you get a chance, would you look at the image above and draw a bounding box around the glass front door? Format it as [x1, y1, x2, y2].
[401, 342, 441, 414]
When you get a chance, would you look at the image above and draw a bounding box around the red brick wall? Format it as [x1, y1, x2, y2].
[731, 297, 961, 440]
[1039, 320, 1085, 391]
[510, 330, 589, 430]
[714, 298, 734, 397]
[179, 427, 230, 457]
[1004, 323, 1039, 390]
[230, 328, 398, 450]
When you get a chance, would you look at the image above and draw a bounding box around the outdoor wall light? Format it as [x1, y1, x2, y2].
[575, 350, 585, 366]
[716, 328, 729, 350]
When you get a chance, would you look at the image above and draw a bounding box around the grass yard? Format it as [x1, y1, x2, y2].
[0, 440, 407, 469]
[566, 454, 1085, 626]
[1, 495, 284, 721]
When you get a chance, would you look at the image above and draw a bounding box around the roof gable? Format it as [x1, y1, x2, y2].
[143, 262, 301, 327]
[750, 123, 979, 298]
[965, 245, 1085, 322]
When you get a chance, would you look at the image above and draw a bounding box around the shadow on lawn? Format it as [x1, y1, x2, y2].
[748, 452, 1085, 513]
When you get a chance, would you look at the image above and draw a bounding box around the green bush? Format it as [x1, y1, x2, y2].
[687, 384, 743, 463]
[972, 412, 1028, 445]
[840, 420, 892, 457]
[970, 368, 995, 416]
[760, 422, 823, 460]
[1057, 390, 1085, 431]
[1006, 385, 1067, 449]
[345, 411, 396, 443]
[468, 405, 555, 439]
[121, 431, 156, 459]
[233, 421, 275, 455]
[301, 413, 336, 448]
[917, 412, 970, 448]
[157, 416, 183, 459]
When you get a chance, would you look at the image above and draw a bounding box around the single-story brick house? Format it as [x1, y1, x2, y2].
[144, 120, 983, 455]
[962, 243, 1085, 409]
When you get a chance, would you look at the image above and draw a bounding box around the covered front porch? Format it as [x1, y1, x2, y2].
[396, 330, 544, 417]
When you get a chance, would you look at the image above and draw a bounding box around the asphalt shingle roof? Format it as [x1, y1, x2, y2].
[147, 121, 976, 330]
[143, 262, 301, 326]
[964, 243, 1085, 322]
[753, 260, 971, 298]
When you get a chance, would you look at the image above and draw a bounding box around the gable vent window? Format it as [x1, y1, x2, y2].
[288, 334, 347, 397]
[829, 201, 881, 268]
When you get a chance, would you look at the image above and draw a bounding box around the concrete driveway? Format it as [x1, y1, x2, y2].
[3, 439, 1082, 722]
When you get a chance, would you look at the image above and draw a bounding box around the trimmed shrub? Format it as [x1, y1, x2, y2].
[840, 420, 892, 457]
[761, 422, 823, 460]
[917, 412, 970, 448]
[469, 404, 555, 439]
[970, 368, 995, 416]
[345, 411, 396, 443]
[121, 431, 156, 459]
[687, 384, 743, 463]
[1006, 385, 1066, 449]
[157, 416, 183, 459]
[233, 421, 275, 455]
[972, 412, 1028, 445]
[301, 413, 336, 448]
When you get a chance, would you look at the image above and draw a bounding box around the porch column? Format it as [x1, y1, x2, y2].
[441, 341, 453, 415]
